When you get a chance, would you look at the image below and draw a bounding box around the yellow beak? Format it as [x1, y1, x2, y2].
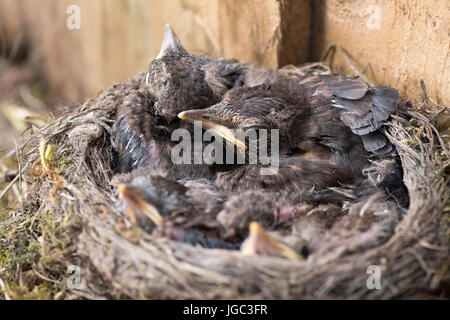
[241, 222, 302, 261]
[178, 111, 247, 151]
[118, 185, 163, 226]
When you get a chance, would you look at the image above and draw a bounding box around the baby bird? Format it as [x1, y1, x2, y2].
[113, 87, 214, 178]
[113, 25, 251, 175]
[145, 25, 286, 121]
[178, 76, 400, 187]
[217, 189, 345, 238]
[217, 190, 311, 240]
[146, 25, 246, 122]
[114, 172, 238, 249]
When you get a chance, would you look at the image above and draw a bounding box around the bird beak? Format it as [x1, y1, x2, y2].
[156, 24, 186, 59]
[241, 222, 302, 261]
[178, 110, 247, 151]
[117, 185, 164, 226]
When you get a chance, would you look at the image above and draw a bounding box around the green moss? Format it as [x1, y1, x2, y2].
[18, 217, 32, 230]
[0, 203, 81, 299]
[58, 156, 75, 172]
[5, 282, 58, 300]
[0, 247, 11, 268]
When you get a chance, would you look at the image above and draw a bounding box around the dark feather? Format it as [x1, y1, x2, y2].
[113, 89, 157, 172]
[361, 131, 392, 153]
[325, 79, 368, 99]
[369, 86, 400, 122]
[309, 76, 399, 155]
[326, 80, 399, 136]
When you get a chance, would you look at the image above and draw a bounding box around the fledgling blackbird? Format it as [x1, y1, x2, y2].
[145, 25, 246, 122]
[114, 173, 239, 250]
[217, 189, 345, 243]
[113, 25, 249, 174]
[178, 76, 400, 183]
[238, 200, 360, 260]
[113, 87, 214, 177]
[112, 25, 296, 175]
[217, 190, 312, 240]
[145, 25, 283, 122]
[113, 88, 159, 172]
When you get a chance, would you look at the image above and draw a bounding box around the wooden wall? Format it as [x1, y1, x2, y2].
[310, 0, 449, 106]
[0, 0, 448, 105]
[0, 0, 310, 100]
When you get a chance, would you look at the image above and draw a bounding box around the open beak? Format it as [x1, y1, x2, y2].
[117, 185, 163, 226]
[178, 110, 247, 151]
[241, 222, 302, 261]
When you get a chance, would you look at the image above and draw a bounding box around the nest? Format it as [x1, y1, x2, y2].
[2, 64, 449, 299]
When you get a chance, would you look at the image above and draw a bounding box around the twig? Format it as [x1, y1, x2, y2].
[33, 268, 61, 284]
[0, 149, 18, 163]
[14, 139, 22, 194]
[321, 44, 375, 87]
[0, 278, 12, 300]
[428, 106, 448, 122]
[19, 85, 47, 112]
[334, 45, 375, 87]
[406, 110, 450, 159]
[0, 155, 37, 201]
[420, 79, 428, 103]
[0, 174, 19, 200]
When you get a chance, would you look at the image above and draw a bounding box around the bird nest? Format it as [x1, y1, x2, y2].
[2, 64, 448, 299]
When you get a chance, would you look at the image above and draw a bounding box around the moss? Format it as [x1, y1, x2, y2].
[5, 282, 58, 300]
[58, 156, 75, 172]
[0, 247, 11, 268]
[0, 202, 81, 299]
[18, 217, 32, 230]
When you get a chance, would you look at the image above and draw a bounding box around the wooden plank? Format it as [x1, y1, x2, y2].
[310, 0, 449, 106]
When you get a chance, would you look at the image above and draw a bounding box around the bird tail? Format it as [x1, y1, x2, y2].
[318, 75, 400, 155]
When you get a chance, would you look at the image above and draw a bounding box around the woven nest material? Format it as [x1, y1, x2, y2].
[3, 64, 449, 299]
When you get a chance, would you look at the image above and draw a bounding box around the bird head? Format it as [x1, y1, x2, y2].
[178, 85, 284, 152]
[217, 191, 278, 238]
[117, 184, 164, 228]
[116, 175, 189, 229]
[178, 106, 248, 151]
[146, 25, 219, 122]
[217, 190, 304, 239]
